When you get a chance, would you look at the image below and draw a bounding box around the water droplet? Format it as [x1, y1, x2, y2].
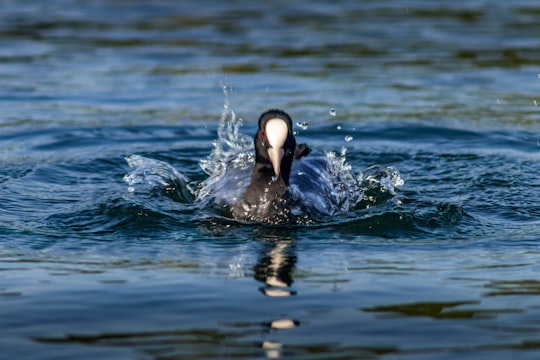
[534, 100, 538, 107]
[344, 135, 353, 142]
[271, 175, 279, 182]
[336, 124, 342, 130]
[296, 121, 309, 130]
[329, 108, 337, 116]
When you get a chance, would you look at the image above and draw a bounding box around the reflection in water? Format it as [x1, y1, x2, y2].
[485, 279, 540, 297]
[362, 300, 510, 320]
[254, 237, 297, 297]
[262, 340, 283, 359]
[253, 230, 299, 358]
[261, 318, 300, 359]
[269, 318, 298, 330]
[34, 233, 304, 359]
[31, 231, 303, 359]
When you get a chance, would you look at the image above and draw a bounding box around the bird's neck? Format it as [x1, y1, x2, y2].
[249, 162, 288, 194]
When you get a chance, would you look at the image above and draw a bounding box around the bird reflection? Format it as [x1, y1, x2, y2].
[251, 229, 300, 358]
[262, 340, 283, 359]
[253, 230, 297, 297]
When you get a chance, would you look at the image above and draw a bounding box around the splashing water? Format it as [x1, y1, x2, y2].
[296, 121, 309, 130]
[124, 155, 194, 203]
[199, 85, 252, 177]
[124, 93, 404, 224]
[357, 165, 404, 209]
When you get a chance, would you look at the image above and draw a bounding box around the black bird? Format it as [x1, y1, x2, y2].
[232, 109, 310, 223]
[194, 108, 355, 224]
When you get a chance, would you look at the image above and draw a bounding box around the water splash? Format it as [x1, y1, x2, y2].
[296, 121, 309, 130]
[195, 88, 256, 210]
[357, 165, 404, 209]
[323, 150, 361, 211]
[124, 91, 405, 224]
[124, 155, 194, 203]
[199, 85, 252, 177]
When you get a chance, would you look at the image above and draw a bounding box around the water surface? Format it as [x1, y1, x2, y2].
[1, 1, 540, 359]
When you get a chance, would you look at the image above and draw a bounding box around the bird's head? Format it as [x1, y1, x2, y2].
[255, 109, 296, 184]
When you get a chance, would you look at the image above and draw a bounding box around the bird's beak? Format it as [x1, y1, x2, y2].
[268, 145, 284, 178]
[265, 118, 288, 178]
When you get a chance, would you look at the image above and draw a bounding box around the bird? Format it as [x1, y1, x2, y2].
[194, 108, 360, 225]
[230, 109, 311, 223]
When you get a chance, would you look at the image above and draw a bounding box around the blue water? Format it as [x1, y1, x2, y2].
[1, 1, 540, 359]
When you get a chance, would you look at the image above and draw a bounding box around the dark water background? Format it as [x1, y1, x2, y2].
[1, 0, 540, 359]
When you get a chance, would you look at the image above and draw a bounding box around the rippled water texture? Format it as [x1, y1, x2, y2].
[1, 1, 540, 359]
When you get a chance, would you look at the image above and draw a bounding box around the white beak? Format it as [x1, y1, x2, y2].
[265, 118, 288, 178]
